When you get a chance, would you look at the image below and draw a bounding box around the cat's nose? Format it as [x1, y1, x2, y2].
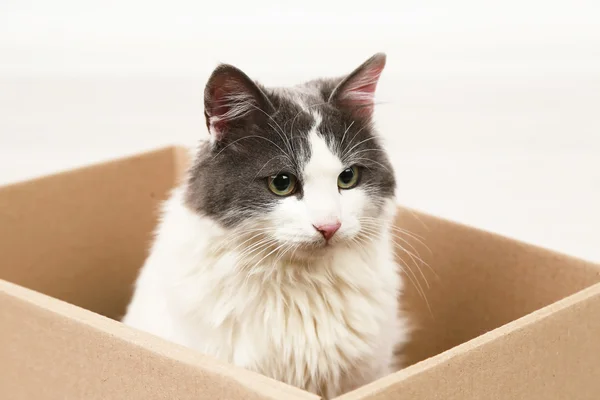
[313, 221, 341, 241]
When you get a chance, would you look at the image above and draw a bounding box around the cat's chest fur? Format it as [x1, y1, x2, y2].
[123, 190, 404, 397]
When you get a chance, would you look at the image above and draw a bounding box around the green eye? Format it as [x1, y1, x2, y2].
[338, 166, 360, 189]
[268, 173, 297, 196]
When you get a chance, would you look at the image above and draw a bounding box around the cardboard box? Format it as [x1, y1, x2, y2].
[1, 146, 599, 400]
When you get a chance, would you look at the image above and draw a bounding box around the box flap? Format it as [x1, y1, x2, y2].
[0, 280, 319, 400]
[335, 282, 600, 399]
[0, 147, 180, 320]
[392, 207, 600, 366]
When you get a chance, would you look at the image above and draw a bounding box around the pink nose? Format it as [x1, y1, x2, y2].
[313, 222, 341, 241]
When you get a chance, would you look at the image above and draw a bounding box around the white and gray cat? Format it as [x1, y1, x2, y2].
[122, 53, 407, 398]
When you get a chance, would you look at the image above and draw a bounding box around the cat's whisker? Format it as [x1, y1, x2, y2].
[372, 100, 394, 106]
[237, 239, 280, 289]
[253, 154, 290, 179]
[359, 216, 425, 238]
[387, 252, 427, 304]
[267, 122, 294, 157]
[351, 234, 369, 248]
[272, 239, 297, 267]
[341, 123, 368, 157]
[249, 242, 289, 275]
[388, 234, 437, 280]
[211, 135, 293, 165]
[392, 242, 430, 289]
[231, 99, 295, 158]
[338, 120, 355, 155]
[389, 227, 428, 246]
[362, 222, 434, 278]
[398, 257, 432, 314]
[384, 241, 428, 299]
[288, 243, 301, 263]
[349, 237, 369, 264]
[236, 237, 278, 262]
[213, 226, 277, 253]
[399, 209, 431, 232]
[360, 217, 429, 249]
[342, 136, 380, 161]
[359, 223, 432, 293]
[361, 219, 438, 281]
[346, 157, 390, 172]
[361, 222, 428, 263]
[227, 225, 275, 238]
[349, 148, 388, 157]
[268, 238, 303, 281]
[227, 232, 271, 254]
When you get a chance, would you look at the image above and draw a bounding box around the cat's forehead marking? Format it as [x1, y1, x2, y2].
[309, 110, 323, 131]
[274, 84, 324, 115]
[303, 111, 343, 181]
[290, 86, 314, 113]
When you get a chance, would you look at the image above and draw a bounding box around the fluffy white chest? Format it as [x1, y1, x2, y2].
[123, 190, 405, 397]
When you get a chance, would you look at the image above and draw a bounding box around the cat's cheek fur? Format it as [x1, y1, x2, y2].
[123, 189, 407, 398]
[267, 187, 369, 245]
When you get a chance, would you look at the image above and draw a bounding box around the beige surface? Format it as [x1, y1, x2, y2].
[1, 147, 599, 399]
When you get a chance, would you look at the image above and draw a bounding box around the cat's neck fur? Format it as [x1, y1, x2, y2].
[126, 186, 403, 397]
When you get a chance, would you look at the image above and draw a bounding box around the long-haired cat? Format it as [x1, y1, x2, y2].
[122, 53, 407, 398]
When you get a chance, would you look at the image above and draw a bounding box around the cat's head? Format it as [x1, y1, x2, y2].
[186, 53, 396, 258]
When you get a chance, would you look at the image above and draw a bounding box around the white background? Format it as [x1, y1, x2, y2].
[1, 1, 599, 262]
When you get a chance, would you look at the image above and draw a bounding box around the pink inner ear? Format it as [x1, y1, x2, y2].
[341, 63, 385, 106]
[207, 83, 256, 140]
[336, 59, 385, 119]
[207, 87, 231, 140]
[211, 87, 230, 117]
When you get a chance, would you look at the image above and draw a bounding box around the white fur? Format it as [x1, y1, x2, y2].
[123, 116, 406, 398]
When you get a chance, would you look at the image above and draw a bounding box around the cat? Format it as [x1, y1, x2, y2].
[122, 52, 407, 398]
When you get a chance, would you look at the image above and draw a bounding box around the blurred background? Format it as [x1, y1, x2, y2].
[1, 0, 599, 261]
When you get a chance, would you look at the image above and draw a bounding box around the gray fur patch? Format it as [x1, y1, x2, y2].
[185, 69, 395, 228]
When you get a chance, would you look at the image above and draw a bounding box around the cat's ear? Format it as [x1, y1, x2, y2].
[204, 64, 274, 141]
[328, 52, 386, 119]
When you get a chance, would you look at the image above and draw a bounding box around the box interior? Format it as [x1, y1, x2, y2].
[1, 146, 599, 397]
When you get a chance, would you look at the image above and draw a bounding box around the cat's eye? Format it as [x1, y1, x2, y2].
[338, 166, 360, 189]
[268, 173, 297, 196]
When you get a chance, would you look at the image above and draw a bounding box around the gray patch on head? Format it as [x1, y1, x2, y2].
[185, 77, 396, 228]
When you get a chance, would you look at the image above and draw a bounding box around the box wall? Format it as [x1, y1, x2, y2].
[0, 147, 178, 320]
[393, 208, 600, 366]
[0, 280, 319, 400]
[336, 283, 600, 400]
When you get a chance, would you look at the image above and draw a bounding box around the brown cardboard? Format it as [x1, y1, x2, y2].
[1, 146, 599, 399]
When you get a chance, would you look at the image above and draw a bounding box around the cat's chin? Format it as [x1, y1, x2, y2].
[279, 238, 352, 262]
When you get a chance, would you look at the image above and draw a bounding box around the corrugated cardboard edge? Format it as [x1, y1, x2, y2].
[2, 146, 184, 190]
[173, 145, 194, 182]
[397, 203, 600, 268]
[0, 279, 320, 400]
[335, 281, 600, 399]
